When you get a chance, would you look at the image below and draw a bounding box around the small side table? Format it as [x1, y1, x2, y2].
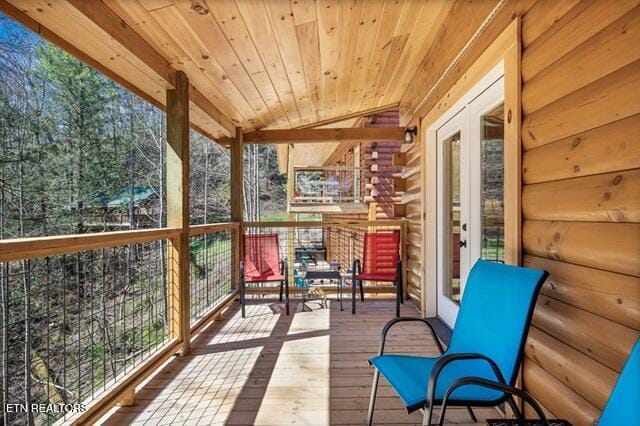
[302, 270, 343, 311]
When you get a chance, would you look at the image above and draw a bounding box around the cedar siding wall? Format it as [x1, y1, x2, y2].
[520, 2, 640, 424]
[404, 1, 640, 424]
[403, 142, 423, 308]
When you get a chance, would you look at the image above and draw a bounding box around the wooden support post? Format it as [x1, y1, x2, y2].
[166, 71, 190, 355]
[286, 144, 295, 288]
[230, 128, 243, 291]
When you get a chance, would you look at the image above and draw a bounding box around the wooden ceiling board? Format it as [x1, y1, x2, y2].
[3, 0, 506, 140]
[101, 0, 243, 130]
[102, 0, 191, 70]
[294, 4, 323, 118]
[171, 1, 274, 127]
[204, 0, 292, 128]
[145, 4, 260, 128]
[381, 0, 452, 104]
[234, 0, 302, 125]
[400, 0, 499, 116]
[358, 0, 407, 111]
[263, 0, 318, 124]
[368, 0, 422, 106]
[346, 1, 385, 114]
[7, 0, 167, 103]
[335, 0, 363, 117]
[317, 0, 341, 119]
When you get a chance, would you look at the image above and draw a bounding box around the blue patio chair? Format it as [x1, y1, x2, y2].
[368, 260, 548, 425]
[597, 338, 640, 426]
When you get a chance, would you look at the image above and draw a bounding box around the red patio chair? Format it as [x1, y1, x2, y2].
[240, 234, 289, 318]
[352, 230, 402, 317]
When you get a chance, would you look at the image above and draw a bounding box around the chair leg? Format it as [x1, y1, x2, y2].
[241, 283, 246, 319]
[367, 368, 380, 426]
[359, 280, 364, 302]
[506, 395, 523, 421]
[285, 277, 290, 315]
[352, 278, 356, 314]
[279, 280, 283, 302]
[422, 403, 435, 426]
[466, 406, 477, 423]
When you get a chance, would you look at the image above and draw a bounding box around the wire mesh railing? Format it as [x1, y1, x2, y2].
[189, 224, 236, 325]
[0, 223, 240, 425]
[241, 221, 406, 306]
[0, 219, 403, 424]
[0, 232, 177, 426]
[293, 166, 363, 203]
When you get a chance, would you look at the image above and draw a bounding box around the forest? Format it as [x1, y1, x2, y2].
[0, 15, 285, 425]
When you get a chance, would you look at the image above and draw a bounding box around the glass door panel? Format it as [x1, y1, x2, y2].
[480, 104, 505, 263]
[445, 132, 461, 304]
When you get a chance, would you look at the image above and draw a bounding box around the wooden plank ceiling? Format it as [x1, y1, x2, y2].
[1, 0, 499, 141]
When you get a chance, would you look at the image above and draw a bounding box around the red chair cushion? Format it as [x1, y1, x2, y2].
[243, 234, 283, 282]
[362, 231, 400, 276]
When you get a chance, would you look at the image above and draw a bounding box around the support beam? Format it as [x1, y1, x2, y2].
[189, 85, 236, 137]
[166, 71, 190, 355]
[218, 127, 405, 145]
[2, 0, 235, 138]
[230, 128, 244, 290]
[295, 103, 400, 129]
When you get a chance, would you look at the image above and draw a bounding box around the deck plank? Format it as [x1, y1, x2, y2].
[101, 300, 499, 425]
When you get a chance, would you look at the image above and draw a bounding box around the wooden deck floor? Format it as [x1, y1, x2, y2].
[102, 299, 498, 425]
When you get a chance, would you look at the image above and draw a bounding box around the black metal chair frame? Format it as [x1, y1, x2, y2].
[367, 317, 549, 426]
[240, 258, 289, 318]
[351, 259, 403, 317]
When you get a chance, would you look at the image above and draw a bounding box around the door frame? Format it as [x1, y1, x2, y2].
[420, 20, 521, 319]
[434, 107, 469, 327]
[428, 62, 504, 326]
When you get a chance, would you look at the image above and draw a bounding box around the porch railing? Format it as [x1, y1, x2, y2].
[242, 220, 407, 297]
[0, 223, 239, 426]
[0, 219, 404, 425]
[293, 166, 363, 203]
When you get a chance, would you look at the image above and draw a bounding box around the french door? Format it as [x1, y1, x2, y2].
[436, 75, 505, 328]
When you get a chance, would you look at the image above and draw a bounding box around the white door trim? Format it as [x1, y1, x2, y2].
[422, 61, 504, 320]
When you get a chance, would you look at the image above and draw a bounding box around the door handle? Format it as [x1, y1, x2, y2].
[458, 240, 467, 248]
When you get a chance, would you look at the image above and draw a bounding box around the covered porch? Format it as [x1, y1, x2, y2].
[0, 1, 638, 425]
[103, 300, 497, 426]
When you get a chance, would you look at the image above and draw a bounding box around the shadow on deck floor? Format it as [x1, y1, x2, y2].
[101, 299, 498, 425]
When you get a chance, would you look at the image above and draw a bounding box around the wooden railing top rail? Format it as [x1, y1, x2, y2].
[242, 219, 406, 228]
[188, 222, 240, 236]
[293, 165, 364, 172]
[0, 220, 404, 262]
[0, 227, 181, 262]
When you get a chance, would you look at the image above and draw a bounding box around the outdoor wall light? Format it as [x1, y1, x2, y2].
[404, 126, 418, 144]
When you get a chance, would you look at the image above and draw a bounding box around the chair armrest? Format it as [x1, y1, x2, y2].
[425, 353, 508, 413]
[438, 377, 549, 426]
[378, 317, 444, 356]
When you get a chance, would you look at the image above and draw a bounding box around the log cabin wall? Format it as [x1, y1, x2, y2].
[403, 1, 639, 424]
[519, 2, 640, 424]
[403, 141, 423, 308]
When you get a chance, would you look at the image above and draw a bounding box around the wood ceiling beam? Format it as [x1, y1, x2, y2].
[67, 0, 235, 137]
[295, 103, 400, 129]
[67, 0, 176, 87]
[2, 0, 236, 138]
[0, 0, 164, 110]
[218, 127, 405, 145]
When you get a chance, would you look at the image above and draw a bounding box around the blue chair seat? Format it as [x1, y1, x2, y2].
[370, 354, 504, 412]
